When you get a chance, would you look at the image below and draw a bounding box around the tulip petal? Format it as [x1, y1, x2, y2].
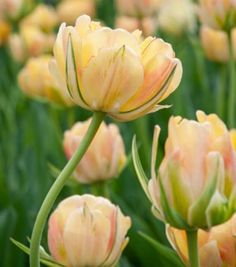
[200, 241, 222, 267]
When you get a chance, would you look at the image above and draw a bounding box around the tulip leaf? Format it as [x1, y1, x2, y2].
[10, 238, 65, 267]
[132, 136, 150, 200]
[138, 231, 184, 267]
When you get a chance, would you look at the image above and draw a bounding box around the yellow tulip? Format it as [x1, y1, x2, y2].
[48, 194, 131, 267]
[0, 20, 11, 46]
[50, 15, 182, 121]
[133, 111, 236, 229]
[199, 0, 236, 30]
[63, 118, 126, 183]
[57, 0, 95, 25]
[167, 214, 236, 267]
[18, 55, 74, 106]
[230, 129, 236, 150]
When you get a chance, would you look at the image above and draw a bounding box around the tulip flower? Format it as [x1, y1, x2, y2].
[133, 110, 236, 229]
[63, 118, 126, 183]
[50, 15, 182, 121]
[167, 214, 236, 267]
[0, 20, 11, 45]
[200, 26, 236, 62]
[116, 0, 161, 17]
[18, 55, 74, 106]
[158, 0, 197, 36]
[20, 4, 58, 33]
[199, 0, 236, 31]
[57, 0, 95, 25]
[48, 194, 131, 267]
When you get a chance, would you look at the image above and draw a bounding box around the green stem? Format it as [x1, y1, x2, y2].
[186, 230, 199, 267]
[216, 64, 226, 118]
[30, 112, 105, 267]
[227, 33, 235, 127]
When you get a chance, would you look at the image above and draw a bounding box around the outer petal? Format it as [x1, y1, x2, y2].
[79, 46, 144, 112]
[200, 241, 222, 267]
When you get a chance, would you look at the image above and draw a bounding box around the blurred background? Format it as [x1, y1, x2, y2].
[0, 0, 231, 266]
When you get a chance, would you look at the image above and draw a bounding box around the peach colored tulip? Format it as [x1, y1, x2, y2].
[116, 0, 161, 17]
[20, 4, 58, 33]
[8, 26, 55, 62]
[50, 15, 182, 121]
[158, 0, 197, 36]
[167, 214, 236, 267]
[63, 118, 126, 183]
[57, 0, 95, 25]
[200, 26, 236, 62]
[199, 0, 236, 30]
[141, 111, 236, 229]
[48, 194, 131, 267]
[18, 55, 74, 106]
[115, 16, 156, 36]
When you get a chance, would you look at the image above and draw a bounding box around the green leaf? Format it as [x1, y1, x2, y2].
[10, 238, 65, 267]
[132, 136, 150, 200]
[138, 231, 184, 267]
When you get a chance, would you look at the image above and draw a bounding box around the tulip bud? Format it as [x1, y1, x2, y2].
[200, 26, 236, 62]
[133, 111, 236, 230]
[18, 55, 74, 106]
[57, 0, 95, 25]
[20, 4, 58, 33]
[63, 118, 126, 183]
[158, 0, 197, 36]
[50, 15, 182, 121]
[48, 194, 131, 267]
[116, 0, 161, 17]
[199, 0, 236, 31]
[167, 214, 236, 267]
[0, 20, 11, 46]
[115, 16, 156, 36]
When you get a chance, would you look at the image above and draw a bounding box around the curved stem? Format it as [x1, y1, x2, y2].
[227, 33, 235, 128]
[30, 112, 105, 267]
[186, 230, 199, 267]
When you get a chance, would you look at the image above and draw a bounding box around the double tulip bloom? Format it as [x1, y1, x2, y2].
[134, 111, 236, 229]
[167, 214, 236, 267]
[48, 194, 131, 267]
[50, 15, 182, 121]
[63, 118, 126, 183]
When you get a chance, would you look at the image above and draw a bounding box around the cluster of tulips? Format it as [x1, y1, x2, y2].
[2, 0, 236, 267]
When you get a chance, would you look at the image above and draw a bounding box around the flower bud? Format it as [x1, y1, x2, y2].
[18, 55, 74, 106]
[115, 16, 156, 36]
[200, 26, 236, 63]
[50, 15, 182, 121]
[57, 0, 95, 25]
[158, 0, 197, 36]
[167, 214, 236, 267]
[0, 20, 11, 46]
[133, 111, 236, 230]
[20, 4, 58, 33]
[63, 118, 126, 183]
[199, 0, 236, 31]
[48, 194, 131, 267]
[116, 0, 161, 17]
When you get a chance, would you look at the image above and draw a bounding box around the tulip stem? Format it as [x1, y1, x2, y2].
[186, 229, 199, 267]
[30, 111, 105, 267]
[227, 33, 235, 128]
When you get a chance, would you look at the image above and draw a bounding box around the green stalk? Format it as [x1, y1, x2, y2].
[227, 33, 236, 128]
[216, 64, 226, 118]
[186, 230, 199, 267]
[30, 111, 105, 267]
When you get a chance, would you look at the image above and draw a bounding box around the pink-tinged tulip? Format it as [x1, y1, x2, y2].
[57, 0, 95, 25]
[116, 0, 161, 17]
[18, 55, 74, 106]
[48, 194, 131, 267]
[158, 0, 197, 36]
[20, 4, 58, 33]
[63, 118, 126, 183]
[167, 214, 236, 267]
[8, 26, 55, 62]
[133, 111, 236, 229]
[115, 16, 156, 36]
[199, 0, 236, 30]
[50, 15, 182, 121]
[200, 26, 236, 62]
